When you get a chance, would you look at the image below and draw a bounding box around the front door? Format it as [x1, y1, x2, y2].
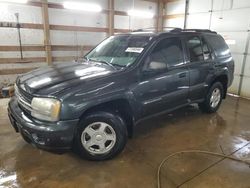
[132, 37, 190, 118]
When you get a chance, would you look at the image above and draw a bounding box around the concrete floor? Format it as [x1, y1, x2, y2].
[0, 96, 250, 188]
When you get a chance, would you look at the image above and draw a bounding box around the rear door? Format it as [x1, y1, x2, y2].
[132, 36, 189, 117]
[184, 35, 214, 101]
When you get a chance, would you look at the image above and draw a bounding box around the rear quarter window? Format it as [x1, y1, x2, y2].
[203, 34, 231, 58]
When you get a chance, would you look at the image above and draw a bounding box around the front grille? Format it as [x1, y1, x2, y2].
[17, 85, 33, 103]
[15, 84, 32, 114]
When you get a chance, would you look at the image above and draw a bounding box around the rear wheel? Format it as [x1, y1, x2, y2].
[199, 82, 224, 113]
[75, 111, 127, 161]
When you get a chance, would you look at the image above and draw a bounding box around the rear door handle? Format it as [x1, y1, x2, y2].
[179, 72, 187, 78]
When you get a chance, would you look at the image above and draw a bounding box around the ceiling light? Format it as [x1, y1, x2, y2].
[0, 3, 8, 11]
[63, 2, 102, 12]
[127, 9, 154, 18]
[225, 39, 236, 45]
[0, 0, 28, 3]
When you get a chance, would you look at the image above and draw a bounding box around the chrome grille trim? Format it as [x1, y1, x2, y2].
[15, 84, 32, 112]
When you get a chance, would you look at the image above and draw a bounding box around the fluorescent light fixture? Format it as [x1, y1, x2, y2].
[127, 9, 154, 18]
[0, 3, 8, 11]
[63, 2, 102, 12]
[0, 0, 27, 3]
[225, 39, 236, 45]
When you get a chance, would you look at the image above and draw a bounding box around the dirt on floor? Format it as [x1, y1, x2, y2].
[0, 96, 250, 188]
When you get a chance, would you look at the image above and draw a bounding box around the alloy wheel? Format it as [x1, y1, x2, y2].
[81, 122, 116, 155]
[210, 88, 221, 108]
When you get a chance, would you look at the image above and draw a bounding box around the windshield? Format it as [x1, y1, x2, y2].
[85, 35, 152, 67]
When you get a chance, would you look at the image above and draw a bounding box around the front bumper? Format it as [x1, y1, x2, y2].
[8, 97, 79, 150]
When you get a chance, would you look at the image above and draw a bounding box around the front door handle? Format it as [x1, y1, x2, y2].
[179, 72, 187, 78]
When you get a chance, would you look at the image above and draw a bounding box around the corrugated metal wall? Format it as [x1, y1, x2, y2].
[0, 2, 46, 85]
[165, 0, 250, 98]
[0, 0, 157, 87]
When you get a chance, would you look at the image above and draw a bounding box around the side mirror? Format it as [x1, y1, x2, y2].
[142, 61, 168, 76]
[148, 61, 167, 71]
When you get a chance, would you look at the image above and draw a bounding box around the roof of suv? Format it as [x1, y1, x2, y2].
[117, 28, 218, 37]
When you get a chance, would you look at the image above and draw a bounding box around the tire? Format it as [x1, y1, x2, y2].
[199, 82, 224, 113]
[75, 111, 127, 161]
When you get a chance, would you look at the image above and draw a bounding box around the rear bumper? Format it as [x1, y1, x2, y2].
[8, 97, 79, 150]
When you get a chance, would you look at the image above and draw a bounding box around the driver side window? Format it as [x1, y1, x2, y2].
[144, 37, 184, 71]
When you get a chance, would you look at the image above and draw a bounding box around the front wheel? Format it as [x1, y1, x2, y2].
[199, 82, 224, 113]
[75, 111, 127, 161]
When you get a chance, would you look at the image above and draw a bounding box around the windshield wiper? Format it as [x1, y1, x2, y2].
[89, 58, 117, 70]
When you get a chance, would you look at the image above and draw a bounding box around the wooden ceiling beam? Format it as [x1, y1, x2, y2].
[0, 46, 44, 51]
[156, 0, 164, 32]
[0, 57, 45, 64]
[0, 45, 94, 51]
[41, 0, 52, 65]
[108, 0, 115, 36]
[0, 67, 38, 75]
[51, 45, 93, 51]
[164, 13, 185, 19]
[49, 25, 109, 32]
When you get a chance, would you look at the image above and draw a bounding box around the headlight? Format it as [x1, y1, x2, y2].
[31, 97, 61, 122]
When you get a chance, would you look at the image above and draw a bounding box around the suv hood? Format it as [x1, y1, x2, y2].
[17, 61, 116, 95]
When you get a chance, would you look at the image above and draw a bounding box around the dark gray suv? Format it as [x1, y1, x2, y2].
[8, 29, 234, 160]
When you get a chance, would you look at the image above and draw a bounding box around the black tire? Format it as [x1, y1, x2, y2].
[75, 111, 127, 161]
[199, 82, 224, 113]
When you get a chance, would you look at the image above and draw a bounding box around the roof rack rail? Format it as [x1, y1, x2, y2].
[171, 29, 217, 34]
[131, 28, 217, 34]
[132, 28, 155, 32]
[184, 29, 217, 33]
[132, 27, 182, 32]
[162, 27, 182, 30]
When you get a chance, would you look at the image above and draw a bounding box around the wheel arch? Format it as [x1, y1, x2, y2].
[79, 98, 135, 138]
[210, 74, 228, 98]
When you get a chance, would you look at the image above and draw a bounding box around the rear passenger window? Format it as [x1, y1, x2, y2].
[201, 38, 212, 60]
[203, 34, 230, 57]
[186, 36, 204, 62]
